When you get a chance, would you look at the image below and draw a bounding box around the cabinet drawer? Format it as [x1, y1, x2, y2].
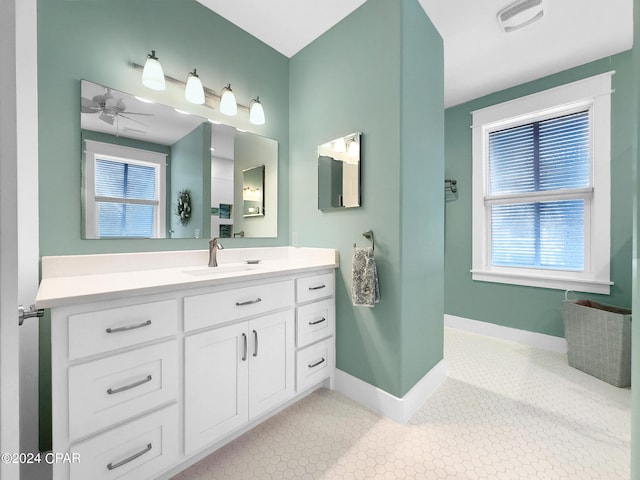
[296, 272, 334, 304]
[296, 338, 333, 393]
[296, 299, 335, 348]
[68, 341, 178, 440]
[70, 404, 178, 480]
[68, 299, 177, 360]
[184, 280, 294, 332]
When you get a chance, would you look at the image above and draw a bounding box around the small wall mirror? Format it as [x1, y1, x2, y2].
[318, 132, 361, 210]
[242, 165, 265, 217]
[80, 79, 278, 239]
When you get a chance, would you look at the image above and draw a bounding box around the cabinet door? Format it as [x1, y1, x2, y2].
[184, 322, 249, 455]
[248, 310, 295, 419]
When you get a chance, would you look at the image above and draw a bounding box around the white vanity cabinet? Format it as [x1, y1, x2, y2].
[50, 297, 180, 480]
[183, 280, 295, 454]
[42, 257, 337, 480]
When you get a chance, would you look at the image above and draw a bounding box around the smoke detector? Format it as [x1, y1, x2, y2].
[497, 0, 544, 33]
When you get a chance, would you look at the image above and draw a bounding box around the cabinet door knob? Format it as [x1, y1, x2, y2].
[308, 358, 326, 369]
[253, 330, 258, 357]
[236, 298, 262, 306]
[107, 374, 153, 395]
[105, 319, 152, 334]
[106, 443, 152, 470]
[241, 333, 248, 361]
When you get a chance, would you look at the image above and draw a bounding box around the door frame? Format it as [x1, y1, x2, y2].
[0, 0, 22, 477]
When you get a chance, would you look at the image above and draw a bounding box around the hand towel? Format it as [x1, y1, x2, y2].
[351, 246, 380, 307]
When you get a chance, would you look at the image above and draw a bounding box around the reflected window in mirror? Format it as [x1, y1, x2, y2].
[318, 132, 361, 210]
[83, 140, 167, 238]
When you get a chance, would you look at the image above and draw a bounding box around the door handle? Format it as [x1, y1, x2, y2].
[18, 304, 44, 326]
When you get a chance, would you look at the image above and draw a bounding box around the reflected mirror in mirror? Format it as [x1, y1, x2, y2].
[242, 165, 265, 217]
[80, 79, 278, 239]
[317, 132, 361, 210]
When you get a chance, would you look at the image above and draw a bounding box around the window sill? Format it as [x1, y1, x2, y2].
[471, 269, 612, 295]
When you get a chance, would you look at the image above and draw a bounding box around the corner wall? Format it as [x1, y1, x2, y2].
[289, 0, 444, 398]
[444, 53, 634, 338]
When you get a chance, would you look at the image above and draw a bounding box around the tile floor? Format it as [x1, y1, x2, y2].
[172, 327, 631, 479]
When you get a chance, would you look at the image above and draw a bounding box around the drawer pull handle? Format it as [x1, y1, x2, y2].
[107, 374, 152, 395]
[106, 443, 152, 471]
[308, 317, 326, 326]
[308, 284, 326, 291]
[253, 330, 258, 357]
[236, 298, 262, 306]
[308, 358, 326, 369]
[242, 333, 248, 361]
[105, 319, 152, 334]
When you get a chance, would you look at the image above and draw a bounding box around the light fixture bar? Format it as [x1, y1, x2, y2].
[131, 62, 251, 112]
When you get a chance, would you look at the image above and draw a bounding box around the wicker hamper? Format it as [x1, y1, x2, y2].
[562, 299, 632, 387]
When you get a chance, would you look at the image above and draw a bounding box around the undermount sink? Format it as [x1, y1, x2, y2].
[182, 264, 258, 277]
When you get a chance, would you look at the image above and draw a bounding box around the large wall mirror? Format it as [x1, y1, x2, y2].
[80, 79, 278, 239]
[318, 132, 361, 210]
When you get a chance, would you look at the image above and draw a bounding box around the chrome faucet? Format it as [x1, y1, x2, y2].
[208, 237, 224, 267]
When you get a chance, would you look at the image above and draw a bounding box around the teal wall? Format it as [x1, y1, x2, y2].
[37, 0, 290, 256]
[170, 123, 211, 239]
[289, 0, 444, 397]
[444, 53, 634, 338]
[631, 0, 639, 477]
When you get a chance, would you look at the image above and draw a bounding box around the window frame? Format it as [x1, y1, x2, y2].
[471, 72, 613, 294]
[83, 139, 167, 239]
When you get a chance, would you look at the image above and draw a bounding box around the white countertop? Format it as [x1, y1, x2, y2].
[36, 247, 339, 309]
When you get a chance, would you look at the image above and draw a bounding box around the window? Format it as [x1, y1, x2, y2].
[471, 73, 613, 294]
[84, 140, 166, 238]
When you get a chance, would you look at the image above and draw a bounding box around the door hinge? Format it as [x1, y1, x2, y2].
[18, 304, 44, 326]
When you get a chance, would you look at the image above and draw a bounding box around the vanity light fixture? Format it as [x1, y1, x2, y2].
[135, 58, 267, 124]
[249, 97, 266, 125]
[220, 84, 238, 116]
[497, 0, 544, 33]
[347, 137, 360, 158]
[333, 137, 346, 153]
[185, 69, 205, 104]
[142, 50, 166, 91]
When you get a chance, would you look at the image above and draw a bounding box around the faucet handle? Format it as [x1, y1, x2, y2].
[210, 237, 224, 249]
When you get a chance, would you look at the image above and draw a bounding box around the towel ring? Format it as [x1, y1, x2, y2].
[362, 230, 374, 251]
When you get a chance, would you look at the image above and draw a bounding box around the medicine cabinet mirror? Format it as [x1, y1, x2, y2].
[80, 79, 278, 239]
[317, 132, 361, 210]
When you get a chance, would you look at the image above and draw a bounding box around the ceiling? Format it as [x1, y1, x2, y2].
[196, 0, 633, 107]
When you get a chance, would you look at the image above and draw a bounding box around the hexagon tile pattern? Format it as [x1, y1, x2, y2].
[172, 328, 630, 479]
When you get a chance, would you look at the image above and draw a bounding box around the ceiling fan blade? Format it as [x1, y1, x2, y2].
[81, 97, 100, 113]
[117, 113, 149, 127]
[98, 112, 115, 125]
[120, 111, 154, 116]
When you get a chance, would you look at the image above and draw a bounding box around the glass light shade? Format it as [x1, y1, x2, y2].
[142, 51, 165, 91]
[220, 84, 237, 116]
[249, 97, 265, 125]
[347, 139, 360, 158]
[185, 70, 205, 104]
[333, 137, 346, 153]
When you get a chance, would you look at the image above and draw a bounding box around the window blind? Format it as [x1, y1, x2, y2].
[95, 158, 157, 238]
[487, 110, 590, 270]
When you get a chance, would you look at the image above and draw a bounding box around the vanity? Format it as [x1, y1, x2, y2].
[35, 247, 338, 480]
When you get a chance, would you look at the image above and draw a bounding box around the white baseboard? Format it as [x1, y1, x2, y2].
[444, 314, 567, 353]
[334, 360, 448, 424]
